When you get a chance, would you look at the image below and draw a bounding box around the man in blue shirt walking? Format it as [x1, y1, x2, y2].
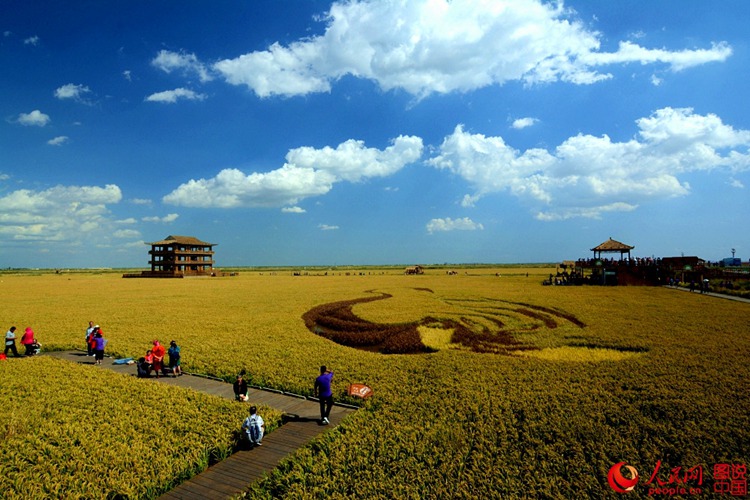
[314, 365, 334, 425]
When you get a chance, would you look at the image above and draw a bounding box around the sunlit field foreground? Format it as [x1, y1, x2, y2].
[1, 268, 749, 498]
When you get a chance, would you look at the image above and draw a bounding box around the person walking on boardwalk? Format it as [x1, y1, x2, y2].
[314, 365, 334, 425]
[4, 326, 21, 358]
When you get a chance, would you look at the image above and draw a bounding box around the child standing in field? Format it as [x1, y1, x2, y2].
[167, 340, 182, 377]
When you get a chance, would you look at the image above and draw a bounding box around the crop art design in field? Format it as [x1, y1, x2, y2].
[302, 289, 589, 355]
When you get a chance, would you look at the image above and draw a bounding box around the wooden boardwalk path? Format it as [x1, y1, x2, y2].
[46, 351, 356, 500]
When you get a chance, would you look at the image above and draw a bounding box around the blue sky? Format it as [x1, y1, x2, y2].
[1, 0, 748, 268]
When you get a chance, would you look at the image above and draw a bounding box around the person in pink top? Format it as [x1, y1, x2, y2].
[21, 327, 37, 356]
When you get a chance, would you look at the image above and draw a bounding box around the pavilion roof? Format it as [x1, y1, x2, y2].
[147, 235, 216, 246]
[590, 237, 634, 252]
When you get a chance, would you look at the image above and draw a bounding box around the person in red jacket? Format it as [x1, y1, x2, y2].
[151, 340, 166, 378]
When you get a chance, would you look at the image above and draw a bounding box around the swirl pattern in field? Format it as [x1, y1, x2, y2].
[302, 290, 586, 354]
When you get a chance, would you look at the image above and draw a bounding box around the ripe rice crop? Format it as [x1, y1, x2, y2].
[0, 356, 281, 499]
[1, 268, 748, 498]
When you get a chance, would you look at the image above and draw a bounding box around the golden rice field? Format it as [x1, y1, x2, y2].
[1, 268, 749, 499]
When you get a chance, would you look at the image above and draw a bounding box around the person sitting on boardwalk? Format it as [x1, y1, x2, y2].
[233, 375, 248, 402]
[242, 406, 264, 447]
[136, 354, 151, 378]
[143, 349, 154, 376]
[151, 340, 166, 378]
[314, 365, 334, 425]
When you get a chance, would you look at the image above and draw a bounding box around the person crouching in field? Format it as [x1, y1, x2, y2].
[242, 406, 264, 447]
[167, 340, 182, 377]
[234, 375, 248, 402]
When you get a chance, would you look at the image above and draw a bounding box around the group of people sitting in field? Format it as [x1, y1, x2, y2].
[4, 326, 42, 358]
[136, 339, 182, 378]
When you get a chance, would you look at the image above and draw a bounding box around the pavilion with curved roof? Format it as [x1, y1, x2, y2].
[591, 237, 634, 261]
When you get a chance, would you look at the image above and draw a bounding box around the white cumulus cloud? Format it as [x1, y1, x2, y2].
[428, 108, 750, 220]
[142, 213, 179, 223]
[113, 229, 141, 239]
[512, 117, 539, 130]
[426, 217, 484, 234]
[47, 136, 69, 146]
[54, 83, 91, 101]
[145, 88, 206, 103]
[0, 184, 123, 243]
[282, 206, 306, 213]
[163, 135, 423, 208]
[17, 110, 50, 127]
[209, 0, 730, 98]
[152, 50, 213, 82]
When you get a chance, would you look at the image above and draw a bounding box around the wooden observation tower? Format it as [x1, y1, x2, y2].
[123, 235, 217, 278]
